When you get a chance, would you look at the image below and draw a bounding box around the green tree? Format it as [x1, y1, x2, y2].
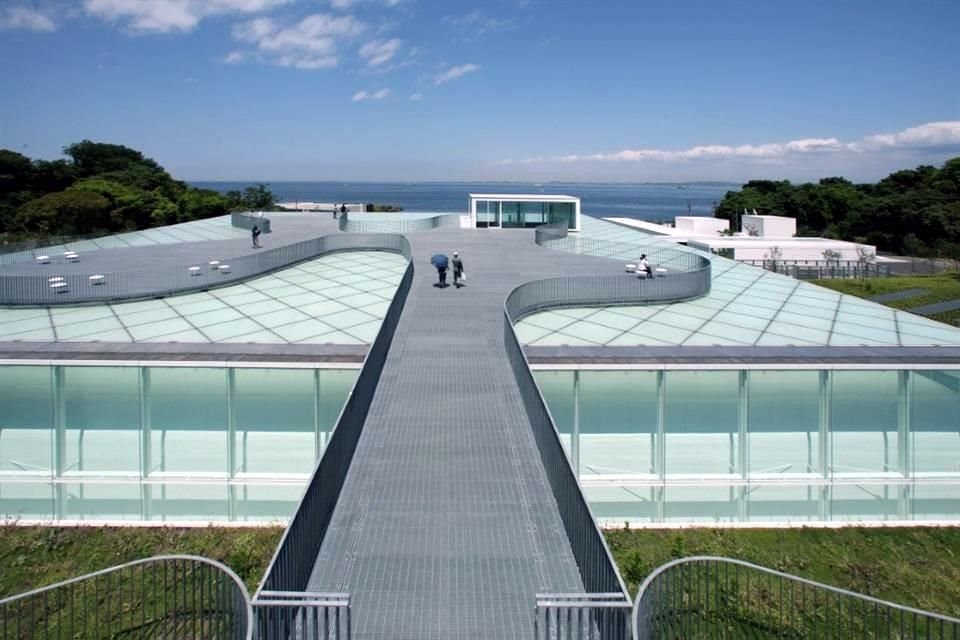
[14, 190, 112, 236]
[63, 140, 163, 178]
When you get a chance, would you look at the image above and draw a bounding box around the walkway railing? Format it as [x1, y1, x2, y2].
[740, 259, 893, 279]
[535, 221, 708, 274]
[0, 555, 252, 640]
[252, 236, 412, 633]
[252, 592, 350, 640]
[0, 232, 407, 306]
[337, 211, 459, 233]
[633, 556, 960, 640]
[535, 594, 632, 640]
[232, 211, 272, 233]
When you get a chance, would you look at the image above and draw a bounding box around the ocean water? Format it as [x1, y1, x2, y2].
[192, 181, 739, 221]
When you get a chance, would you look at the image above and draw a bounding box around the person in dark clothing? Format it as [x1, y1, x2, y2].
[251, 225, 261, 249]
[340, 203, 347, 216]
[452, 251, 465, 288]
[437, 264, 448, 286]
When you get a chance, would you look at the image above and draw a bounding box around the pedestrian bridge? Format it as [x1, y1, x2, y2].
[253, 216, 709, 639]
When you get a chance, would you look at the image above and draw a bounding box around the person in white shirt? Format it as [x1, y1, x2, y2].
[639, 254, 652, 278]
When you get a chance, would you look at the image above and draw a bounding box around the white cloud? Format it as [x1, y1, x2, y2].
[511, 122, 960, 166]
[83, 0, 291, 33]
[224, 51, 246, 63]
[434, 63, 479, 85]
[358, 38, 401, 67]
[0, 6, 57, 31]
[443, 10, 513, 37]
[232, 13, 365, 70]
[409, 92, 423, 101]
[331, 0, 353, 8]
[352, 88, 391, 101]
[857, 121, 960, 150]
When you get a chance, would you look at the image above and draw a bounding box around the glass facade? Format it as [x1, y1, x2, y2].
[474, 199, 576, 229]
[0, 364, 358, 522]
[535, 367, 960, 524]
[2, 362, 957, 525]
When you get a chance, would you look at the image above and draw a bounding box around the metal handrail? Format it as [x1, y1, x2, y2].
[0, 554, 252, 639]
[337, 210, 458, 233]
[633, 556, 960, 640]
[254, 236, 413, 600]
[252, 592, 350, 640]
[232, 211, 272, 233]
[0, 232, 405, 306]
[536, 594, 633, 640]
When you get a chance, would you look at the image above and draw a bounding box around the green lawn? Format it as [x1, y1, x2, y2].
[3, 525, 959, 620]
[812, 273, 960, 325]
[605, 526, 960, 617]
[0, 525, 283, 597]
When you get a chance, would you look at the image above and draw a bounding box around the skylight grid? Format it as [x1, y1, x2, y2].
[515, 216, 960, 347]
[0, 250, 406, 345]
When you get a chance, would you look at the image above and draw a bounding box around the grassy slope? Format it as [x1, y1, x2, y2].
[605, 526, 960, 616]
[812, 273, 960, 325]
[0, 525, 283, 597]
[3, 525, 960, 619]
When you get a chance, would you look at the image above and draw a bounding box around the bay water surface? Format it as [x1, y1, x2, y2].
[193, 181, 738, 220]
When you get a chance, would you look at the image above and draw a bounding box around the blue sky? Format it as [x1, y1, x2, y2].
[1, 0, 958, 182]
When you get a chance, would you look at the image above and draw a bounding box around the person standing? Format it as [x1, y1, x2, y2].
[251, 224, 261, 249]
[340, 203, 348, 217]
[452, 251, 465, 288]
[333, 204, 338, 219]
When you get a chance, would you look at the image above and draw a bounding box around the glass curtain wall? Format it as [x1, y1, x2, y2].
[475, 200, 575, 229]
[0, 364, 358, 522]
[534, 367, 960, 524]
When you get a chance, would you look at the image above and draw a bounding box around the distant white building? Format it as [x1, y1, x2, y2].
[606, 214, 877, 264]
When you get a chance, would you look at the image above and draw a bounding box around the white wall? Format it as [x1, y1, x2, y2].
[675, 217, 729, 235]
[742, 215, 796, 238]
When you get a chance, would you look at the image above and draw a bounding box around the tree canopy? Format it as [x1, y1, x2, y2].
[715, 157, 960, 256]
[0, 141, 276, 241]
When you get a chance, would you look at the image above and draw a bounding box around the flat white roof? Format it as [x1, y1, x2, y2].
[689, 237, 865, 249]
[468, 193, 578, 201]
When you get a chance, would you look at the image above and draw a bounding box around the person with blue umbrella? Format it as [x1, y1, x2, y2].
[430, 253, 449, 287]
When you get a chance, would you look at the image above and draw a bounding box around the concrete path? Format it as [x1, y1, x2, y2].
[306, 227, 623, 639]
[867, 288, 929, 304]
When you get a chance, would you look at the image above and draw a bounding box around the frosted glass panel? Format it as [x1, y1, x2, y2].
[533, 371, 574, 435]
[664, 371, 738, 474]
[64, 367, 138, 430]
[579, 371, 656, 434]
[0, 365, 51, 428]
[64, 367, 139, 472]
[0, 482, 54, 519]
[0, 366, 53, 472]
[831, 371, 899, 474]
[64, 482, 141, 520]
[580, 371, 657, 476]
[749, 370, 820, 475]
[150, 368, 227, 474]
[318, 370, 358, 435]
[150, 368, 227, 431]
[235, 369, 314, 433]
[912, 371, 960, 473]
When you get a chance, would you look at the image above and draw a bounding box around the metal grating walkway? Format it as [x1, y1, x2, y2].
[306, 227, 622, 639]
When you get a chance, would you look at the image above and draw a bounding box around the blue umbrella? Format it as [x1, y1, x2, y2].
[431, 254, 448, 269]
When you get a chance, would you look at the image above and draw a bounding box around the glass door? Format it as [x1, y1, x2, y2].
[476, 200, 501, 228]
